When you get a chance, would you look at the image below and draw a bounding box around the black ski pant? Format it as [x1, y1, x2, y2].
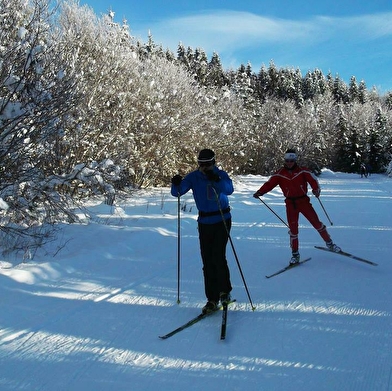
[198, 219, 232, 303]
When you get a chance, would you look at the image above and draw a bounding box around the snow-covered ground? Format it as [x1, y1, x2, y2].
[0, 170, 391, 391]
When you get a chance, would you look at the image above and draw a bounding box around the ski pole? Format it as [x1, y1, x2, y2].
[257, 197, 289, 228]
[317, 196, 333, 226]
[176, 191, 181, 304]
[213, 188, 256, 311]
[226, 227, 256, 311]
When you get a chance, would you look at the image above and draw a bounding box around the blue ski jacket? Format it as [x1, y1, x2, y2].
[171, 167, 234, 224]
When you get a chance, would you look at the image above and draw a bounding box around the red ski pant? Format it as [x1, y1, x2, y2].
[285, 196, 331, 253]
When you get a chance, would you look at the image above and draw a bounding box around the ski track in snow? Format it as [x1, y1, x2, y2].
[1, 171, 392, 391]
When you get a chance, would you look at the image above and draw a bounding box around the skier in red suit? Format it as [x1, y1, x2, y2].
[253, 149, 340, 265]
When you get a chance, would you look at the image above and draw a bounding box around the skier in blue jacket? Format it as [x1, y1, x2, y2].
[171, 149, 234, 314]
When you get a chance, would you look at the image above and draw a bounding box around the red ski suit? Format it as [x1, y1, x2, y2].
[256, 164, 331, 252]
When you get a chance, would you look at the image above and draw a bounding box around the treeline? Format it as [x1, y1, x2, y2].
[141, 13, 392, 177]
[171, 45, 392, 176]
[0, 0, 391, 252]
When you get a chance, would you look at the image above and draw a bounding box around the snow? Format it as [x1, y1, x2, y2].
[0, 170, 391, 391]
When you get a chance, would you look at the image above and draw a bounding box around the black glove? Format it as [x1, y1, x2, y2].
[171, 174, 183, 186]
[312, 188, 321, 198]
[253, 191, 263, 198]
[205, 169, 220, 182]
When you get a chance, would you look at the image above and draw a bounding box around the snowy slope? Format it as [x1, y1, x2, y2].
[0, 171, 391, 391]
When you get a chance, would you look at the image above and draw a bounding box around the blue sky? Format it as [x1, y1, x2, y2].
[79, 0, 392, 94]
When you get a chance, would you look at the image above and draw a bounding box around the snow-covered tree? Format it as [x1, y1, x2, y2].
[0, 0, 122, 254]
[0, 0, 81, 245]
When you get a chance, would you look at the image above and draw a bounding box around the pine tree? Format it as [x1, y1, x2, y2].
[267, 60, 279, 95]
[193, 48, 209, 84]
[358, 80, 368, 104]
[334, 107, 353, 171]
[177, 43, 188, 67]
[368, 107, 388, 172]
[206, 52, 226, 87]
[333, 75, 350, 103]
[256, 65, 269, 102]
[385, 92, 392, 110]
[349, 76, 359, 102]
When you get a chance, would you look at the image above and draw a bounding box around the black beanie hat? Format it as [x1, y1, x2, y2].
[197, 149, 215, 163]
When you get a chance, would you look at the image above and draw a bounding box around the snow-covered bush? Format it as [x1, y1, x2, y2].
[386, 158, 392, 177]
[0, 0, 120, 253]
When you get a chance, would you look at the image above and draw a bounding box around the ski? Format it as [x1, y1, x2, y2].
[159, 312, 214, 340]
[220, 302, 228, 340]
[314, 246, 378, 266]
[265, 257, 312, 279]
[159, 300, 236, 340]
[220, 299, 236, 340]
